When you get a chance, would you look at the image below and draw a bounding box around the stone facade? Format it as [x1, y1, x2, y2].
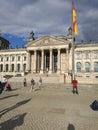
[0, 29, 98, 84]
[0, 36, 10, 50]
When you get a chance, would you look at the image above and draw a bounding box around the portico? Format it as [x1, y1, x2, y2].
[27, 47, 69, 74]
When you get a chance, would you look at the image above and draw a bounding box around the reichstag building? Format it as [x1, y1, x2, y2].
[0, 27, 98, 84]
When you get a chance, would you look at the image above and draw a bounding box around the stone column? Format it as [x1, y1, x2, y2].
[14, 55, 17, 72]
[20, 55, 23, 72]
[57, 49, 61, 74]
[40, 49, 44, 74]
[3, 55, 5, 72]
[49, 49, 52, 74]
[33, 50, 37, 73]
[66, 49, 69, 73]
[90, 52, 93, 72]
[9, 55, 11, 72]
[26, 51, 30, 72]
[81, 52, 85, 73]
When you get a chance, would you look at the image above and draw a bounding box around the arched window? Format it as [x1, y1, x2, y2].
[1, 64, 3, 72]
[17, 64, 20, 72]
[11, 64, 14, 72]
[76, 62, 81, 72]
[85, 62, 90, 72]
[6, 64, 9, 72]
[94, 62, 98, 72]
[23, 64, 26, 72]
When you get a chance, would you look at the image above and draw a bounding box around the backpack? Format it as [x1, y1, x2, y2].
[91, 100, 98, 110]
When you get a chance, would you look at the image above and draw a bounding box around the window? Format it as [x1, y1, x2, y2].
[24, 56, 26, 61]
[1, 57, 3, 62]
[23, 64, 26, 72]
[85, 62, 90, 72]
[18, 56, 20, 61]
[76, 62, 81, 72]
[77, 53, 81, 59]
[17, 64, 20, 72]
[94, 53, 98, 59]
[11, 64, 14, 72]
[94, 62, 98, 72]
[6, 64, 9, 72]
[85, 53, 89, 59]
[0, 64, 3, 72]
[12, 57, 14, 61]
[1, 64, 3, 72]
[6, 57, 9, 61]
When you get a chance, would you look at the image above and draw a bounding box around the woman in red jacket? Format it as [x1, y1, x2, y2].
[72, 79, 78, 94]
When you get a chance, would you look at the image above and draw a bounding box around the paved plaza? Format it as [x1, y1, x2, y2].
[0, 83, 98, 130]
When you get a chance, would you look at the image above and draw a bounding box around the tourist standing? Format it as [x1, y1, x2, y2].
[72, 78, 78, 94]
[2, 76, 7, 90]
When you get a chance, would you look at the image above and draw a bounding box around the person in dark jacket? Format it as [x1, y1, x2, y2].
[0, 81, 3, 94]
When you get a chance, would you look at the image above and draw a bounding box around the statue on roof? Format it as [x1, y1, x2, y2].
[68, 27, 72, 35]
[29, 31, 35, 41]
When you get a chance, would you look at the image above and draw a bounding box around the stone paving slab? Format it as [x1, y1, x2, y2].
[0, 83, 98, 130]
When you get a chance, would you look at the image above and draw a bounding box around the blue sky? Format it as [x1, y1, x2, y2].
[0, 0, 98, 48]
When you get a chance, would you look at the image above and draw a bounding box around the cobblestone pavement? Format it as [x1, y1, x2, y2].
[0, 83, 98, 130]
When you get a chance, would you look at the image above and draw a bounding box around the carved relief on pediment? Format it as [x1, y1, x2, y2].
[27, 35, 67, 47]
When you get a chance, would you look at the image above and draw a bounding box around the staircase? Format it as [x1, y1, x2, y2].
[8, 73, 62, 85]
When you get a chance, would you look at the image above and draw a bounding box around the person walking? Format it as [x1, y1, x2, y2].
[23, 78, 27, 87]
[30, 78, 35, 92]
[38, 77, 42, 89]
[72, 78, 78, 94]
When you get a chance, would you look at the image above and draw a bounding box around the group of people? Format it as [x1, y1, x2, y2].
[24, 76, 79, 94]
[0, 76, 12, 94]
[0, 75, 78, 94]
[23, 77, 42, 92]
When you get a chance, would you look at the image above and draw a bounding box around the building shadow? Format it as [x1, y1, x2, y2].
[67, 123, 75, 130]
[0, 98, 31, 118]
[0, 94, 19, 100]
[0, 113, 27, 130]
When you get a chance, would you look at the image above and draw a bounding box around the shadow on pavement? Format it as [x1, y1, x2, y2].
[0, 94, 19, 100]
[67, 123, 75, 130]
[0, 98, 31, 118]
[0, 113, 27, 130]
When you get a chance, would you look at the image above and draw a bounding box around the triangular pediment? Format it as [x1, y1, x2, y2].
[27, 35, 69, 47]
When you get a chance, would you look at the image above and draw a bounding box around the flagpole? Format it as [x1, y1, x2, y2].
[72, 35, 75, 80]
[71, 1, 78, 80]
[72, 0, 75, 81]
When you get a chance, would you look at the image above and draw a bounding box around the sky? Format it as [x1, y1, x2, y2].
[0, 0, 98, 48]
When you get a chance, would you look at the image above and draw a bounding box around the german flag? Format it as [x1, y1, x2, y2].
[72, 2, 78, 35]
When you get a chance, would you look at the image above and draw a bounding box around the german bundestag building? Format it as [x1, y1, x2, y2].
[0, 27, 98, 84]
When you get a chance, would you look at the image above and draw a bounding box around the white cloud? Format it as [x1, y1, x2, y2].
[0, 0, 98, 42]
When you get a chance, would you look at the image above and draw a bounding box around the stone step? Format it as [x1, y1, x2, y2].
[8, 74, 60, 84]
